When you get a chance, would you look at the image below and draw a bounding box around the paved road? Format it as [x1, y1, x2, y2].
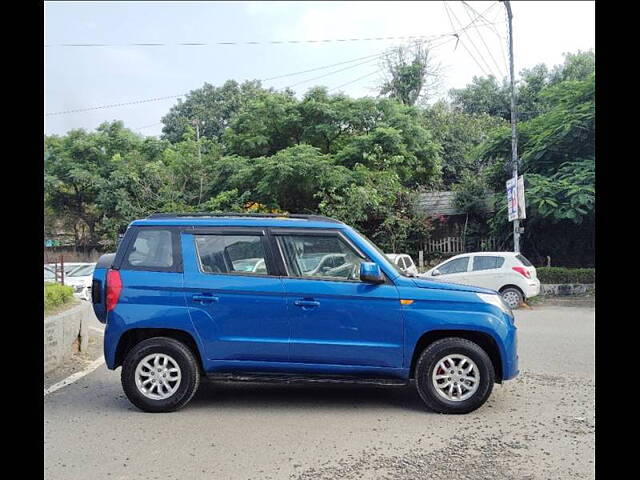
[45, 303, 595, 480]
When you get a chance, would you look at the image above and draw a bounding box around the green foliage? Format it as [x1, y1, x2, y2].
[423, 101, 507, 186]
[379, 42, 442, 106]
[449, 75, 511, 120]
[536, 267, 595, 284]
[44, 49, 594, 264]
[459, 70, 595, 267]
[161, 80, 268, 143]
[44, 283, 75, 312]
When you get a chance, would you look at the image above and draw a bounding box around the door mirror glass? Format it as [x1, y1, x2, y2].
[360, 262, 384, 284]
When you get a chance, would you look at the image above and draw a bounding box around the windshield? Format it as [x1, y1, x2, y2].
[351, 230, 404, 276]
[67, 264, 95, 277]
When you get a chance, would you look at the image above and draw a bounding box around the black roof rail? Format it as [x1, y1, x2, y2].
[146, 212, 343, 224]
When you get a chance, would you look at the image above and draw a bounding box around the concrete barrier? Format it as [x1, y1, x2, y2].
[44, 301, 95, 374]
[540, 283, 595, 296]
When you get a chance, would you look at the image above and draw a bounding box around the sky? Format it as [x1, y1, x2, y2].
[44, 1, 595, 138]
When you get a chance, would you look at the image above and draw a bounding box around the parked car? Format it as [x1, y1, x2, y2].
[92, 213, 518, 414]
[64, 263, 96, 301]
[385, 253, 419, 276]
[422, 252, 540, 309]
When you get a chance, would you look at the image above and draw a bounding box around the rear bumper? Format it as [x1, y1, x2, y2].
[524, 280, 540, 299]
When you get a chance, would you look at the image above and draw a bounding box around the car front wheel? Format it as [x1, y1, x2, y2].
[415, 337, 495, 414]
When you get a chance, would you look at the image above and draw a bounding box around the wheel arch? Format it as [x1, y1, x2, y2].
[409, 329, 503, 383]
[499, 284, 524, 296]
[114, 328, 204, 373]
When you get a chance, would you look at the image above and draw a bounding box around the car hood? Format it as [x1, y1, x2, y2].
[408, 276, 497, 295]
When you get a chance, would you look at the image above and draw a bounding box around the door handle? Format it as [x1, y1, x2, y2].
[294, 299, 320, 308]
[192, 294, 219, 304]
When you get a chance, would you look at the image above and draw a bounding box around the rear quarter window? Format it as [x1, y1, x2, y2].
[121, 228, 181, 272]
[515, 254, 533, 267]
[472, 256, 505, 271]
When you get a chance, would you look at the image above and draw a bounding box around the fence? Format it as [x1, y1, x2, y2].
[424, 236, 497, 255]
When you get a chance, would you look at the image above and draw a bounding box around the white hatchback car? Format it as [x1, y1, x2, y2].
[385, 253, 419, 276]
[422, 252, 540, 309]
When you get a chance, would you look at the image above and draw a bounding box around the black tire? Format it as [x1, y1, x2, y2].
[500, 287, 524, 309]
[415, 337, 495, 414]
[121, 337, 201, 413]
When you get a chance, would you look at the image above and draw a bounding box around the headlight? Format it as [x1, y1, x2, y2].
[476, 293, 513, 317]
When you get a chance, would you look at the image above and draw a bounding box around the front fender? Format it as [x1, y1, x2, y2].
[397, 285, 518, 381]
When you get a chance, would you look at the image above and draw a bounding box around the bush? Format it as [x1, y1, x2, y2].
[44, 282, 75, 312]
[536, 267, 595, 284]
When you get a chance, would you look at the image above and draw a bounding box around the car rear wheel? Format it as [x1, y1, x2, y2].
[415, 337, 495, 414]
[121, 337, 200, 413]
[500, 287, 524, 309]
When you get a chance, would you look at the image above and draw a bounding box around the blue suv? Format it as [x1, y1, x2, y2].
[92, 213, 518, 414]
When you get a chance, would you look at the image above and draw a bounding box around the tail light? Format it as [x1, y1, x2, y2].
[512, 266, 531, 279]
[106, 269, 123, 311]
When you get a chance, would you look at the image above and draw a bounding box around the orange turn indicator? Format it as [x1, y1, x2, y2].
[400, 299, 414, 305]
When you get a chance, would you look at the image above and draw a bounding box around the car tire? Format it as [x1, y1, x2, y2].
[415, 337, 495, 414]
[500, 287, 524, 309]
[121, 337, 201, 413]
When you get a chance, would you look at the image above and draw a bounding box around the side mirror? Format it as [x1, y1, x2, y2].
[431, 269, 441, 276]
[360, 262, 385, 284]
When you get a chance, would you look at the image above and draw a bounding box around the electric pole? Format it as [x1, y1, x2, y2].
[504, 0, 520, 252]
[192, 118, 204, 206]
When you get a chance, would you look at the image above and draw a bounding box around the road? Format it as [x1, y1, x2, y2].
[44, 302, 595, 480]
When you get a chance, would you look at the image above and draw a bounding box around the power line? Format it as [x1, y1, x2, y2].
[45, 52, 388, 116]
[328, 69, 381, 92]
[43, 28, 490, 48]
[460, 1, 506, 78]
[46, 10, 494, 117]
[443, 2, 489, 77]
[284, 56, 384, 88]
[461, 1, 509, 77]
[445, 2, 499, 78]
[133, 122, 163, 131]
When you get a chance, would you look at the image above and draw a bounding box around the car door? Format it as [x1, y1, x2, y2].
[272, 229, 404, 369]
[468, 255, 506, 290]
[431, 256, 471, 285]
[181, 228, 289, 364]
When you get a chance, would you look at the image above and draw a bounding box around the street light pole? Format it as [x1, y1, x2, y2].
[504, 0, 520, 252]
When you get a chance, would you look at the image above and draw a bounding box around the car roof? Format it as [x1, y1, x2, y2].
[131, 213, 345, 230]
[445, 251, 518, 260]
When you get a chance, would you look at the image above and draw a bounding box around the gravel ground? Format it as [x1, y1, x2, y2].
[44, 302, 594, 479]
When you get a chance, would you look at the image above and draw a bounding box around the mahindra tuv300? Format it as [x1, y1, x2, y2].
[92, 213, 518, 414]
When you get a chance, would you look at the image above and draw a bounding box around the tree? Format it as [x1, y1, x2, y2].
[45, 121, 142, 249]
[318, 166, 432, 255]
[244, 144, 354, 213]
[161, 80, 268, 143]
[460, 73, 595, 266]
[449, 75, 511, 120]
[422, 101, 507, 186]
[379, 42, 442, 106]
[222, 89, 302, 158]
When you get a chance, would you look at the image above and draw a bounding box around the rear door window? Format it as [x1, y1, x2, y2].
[194, 235, 270, 275]
[472, 256, 505, 271]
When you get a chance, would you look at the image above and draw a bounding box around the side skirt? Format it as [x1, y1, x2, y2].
[204, 372, 409, 386]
